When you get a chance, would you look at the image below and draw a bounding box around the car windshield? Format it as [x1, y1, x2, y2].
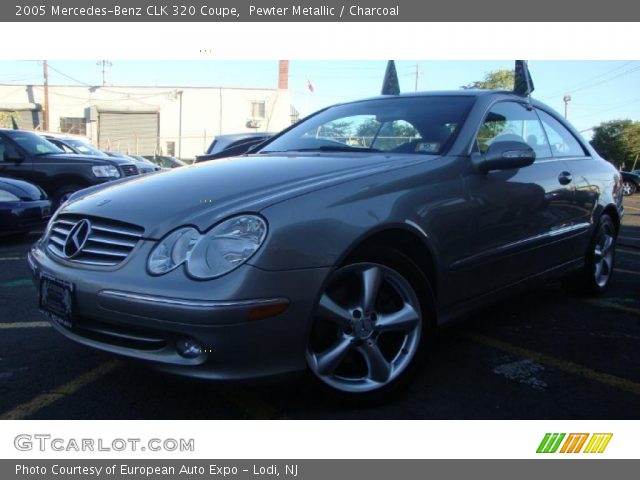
[64, 138, 107, 157]
[260, 96, 475, 156]
[5, 131, 63, 155]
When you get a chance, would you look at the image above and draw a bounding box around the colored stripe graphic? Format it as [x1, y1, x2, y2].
[560, 433, 589, 453]
[584, 433, 613, 453]
[538, 433, 613, 453]
[537, 433, 566, 453]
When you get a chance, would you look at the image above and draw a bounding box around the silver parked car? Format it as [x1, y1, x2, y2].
[29, 90, 623, 399]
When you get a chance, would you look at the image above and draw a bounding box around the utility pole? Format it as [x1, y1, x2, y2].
[176, 90, 183, 159]
[414, 63, 420, 92]
[97, 60, 112, 86]
[563, 94, 572, 119]
[43, 60, 50, 131]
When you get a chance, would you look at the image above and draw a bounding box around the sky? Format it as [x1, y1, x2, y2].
[1, 60, 639, 139]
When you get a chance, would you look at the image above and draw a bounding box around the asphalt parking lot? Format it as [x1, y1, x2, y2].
[1, 196, 639, 420]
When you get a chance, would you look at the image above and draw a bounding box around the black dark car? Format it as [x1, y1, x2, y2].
[195, 132, 274, 163]
[0, 176, 51, 237]
[621, 170, 639, 195]
[0, 130, 140, 208]
[142, 155, 187, 169]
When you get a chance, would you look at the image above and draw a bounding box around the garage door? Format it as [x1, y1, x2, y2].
[98, 112, 159, 155]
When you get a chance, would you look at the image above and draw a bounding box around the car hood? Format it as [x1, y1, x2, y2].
[45, 153, 131, 165]
[0, 177, 46, 200]
[60, 153, 418, 238]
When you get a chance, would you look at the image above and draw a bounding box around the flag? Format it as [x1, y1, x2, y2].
[514, 60, 535, 96]
[11, 115, 19, 130]
[307, 79, 314, 93]
[381, 60, 400, 95]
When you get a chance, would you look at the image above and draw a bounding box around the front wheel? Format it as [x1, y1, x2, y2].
[306, 248, 434, 400]
[52, 185, 82, 210]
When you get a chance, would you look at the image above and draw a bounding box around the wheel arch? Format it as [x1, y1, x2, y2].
[337, 223, 439, 297]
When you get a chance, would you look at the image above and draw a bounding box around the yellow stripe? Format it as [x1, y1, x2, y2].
[0, 322, 51, 330]
[583, 434, 598, 453]
[456, 331, 640, 396]
[586, 299, 640, 316]
[597, 433, 613, 453]
[589, 434, 606, 453]
[0, 360, 121, 420]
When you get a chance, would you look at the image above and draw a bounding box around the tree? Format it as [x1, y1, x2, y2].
[590, 119, 640, 169]
[0, 111, 16, 129]
[461, 69, 514, 90]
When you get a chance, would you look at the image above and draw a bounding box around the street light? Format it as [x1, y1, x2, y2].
[563, 95, 572, 119]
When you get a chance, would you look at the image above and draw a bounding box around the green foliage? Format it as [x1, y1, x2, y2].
[461, 69, 514, 90]
[0, 111, 14, 128]
[590, 119, 640, 168]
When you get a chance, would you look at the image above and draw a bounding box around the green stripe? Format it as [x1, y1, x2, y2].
[0, 279, 32, 288]
[536, 433, 552, 453]
[549, 433, 566, 453]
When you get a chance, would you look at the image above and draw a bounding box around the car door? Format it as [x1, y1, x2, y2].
[535, 108, 598, 259]
[0, 134, 34, 183]
[460, 100, 578, 298]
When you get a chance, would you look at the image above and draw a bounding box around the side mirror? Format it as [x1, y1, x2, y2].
[472, 140, 536, 173]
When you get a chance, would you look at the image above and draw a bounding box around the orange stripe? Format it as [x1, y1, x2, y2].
[560, 434, 576, 453]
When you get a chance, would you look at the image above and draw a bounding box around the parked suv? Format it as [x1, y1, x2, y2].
[0, 129, 139, 208]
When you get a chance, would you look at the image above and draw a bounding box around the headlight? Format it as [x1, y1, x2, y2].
[147, 215, 267, 279]
[0, 190, 20, 202]
[92, 165, 121, 178]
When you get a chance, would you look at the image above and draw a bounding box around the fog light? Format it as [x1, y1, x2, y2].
[176, 339, 203, 358]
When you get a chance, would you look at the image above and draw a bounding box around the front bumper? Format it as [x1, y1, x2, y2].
[28, 240, 330, 380]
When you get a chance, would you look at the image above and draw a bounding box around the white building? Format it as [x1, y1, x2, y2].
[0, 61, 297, 159]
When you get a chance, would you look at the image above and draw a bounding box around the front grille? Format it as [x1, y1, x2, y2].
[120, 164, 139, 177]
[47, 214, 144, 266]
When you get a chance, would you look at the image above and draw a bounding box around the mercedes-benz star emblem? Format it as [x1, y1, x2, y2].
[63, 219, 92, 258]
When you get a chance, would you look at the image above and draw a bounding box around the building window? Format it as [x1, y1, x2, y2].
[60, 117, 86, 135]
[251, 101, 266, 119]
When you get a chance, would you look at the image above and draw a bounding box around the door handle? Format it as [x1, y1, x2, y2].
[558, 171, 573, 185]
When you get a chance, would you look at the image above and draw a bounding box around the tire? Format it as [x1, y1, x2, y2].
[305, 246, 436, 402]
[52, 185, 82, 210]
[565, 214, 617, 296]
[622, 181, 637, 196]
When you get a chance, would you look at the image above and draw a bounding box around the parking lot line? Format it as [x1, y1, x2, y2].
[0, 257, 25, 261]
[623, 205, 640, 211]
[0, 321, 50, 329]
[455, 330, 640, 396]
[585, 299, 640, 316]
[0, 360, 121, 420]
[618, 248, 640, 257]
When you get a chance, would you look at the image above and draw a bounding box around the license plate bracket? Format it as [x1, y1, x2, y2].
[39, 273, 75, 329]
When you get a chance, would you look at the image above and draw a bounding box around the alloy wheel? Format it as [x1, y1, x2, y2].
[306, 262, 423, 393]
[593, 221, 615, 288]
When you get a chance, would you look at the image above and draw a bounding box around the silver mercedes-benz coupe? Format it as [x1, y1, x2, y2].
[29, 90, 623, 398]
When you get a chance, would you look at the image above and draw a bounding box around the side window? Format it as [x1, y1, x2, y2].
[0, 137, 20, 162]
[536, 109, 587, 157]
[477, 102, 552, 159]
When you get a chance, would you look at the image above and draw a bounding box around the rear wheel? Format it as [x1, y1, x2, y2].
[566, 214, 617, 295]
[622, 181, 636, 196]
[306, 248, 434, 400]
